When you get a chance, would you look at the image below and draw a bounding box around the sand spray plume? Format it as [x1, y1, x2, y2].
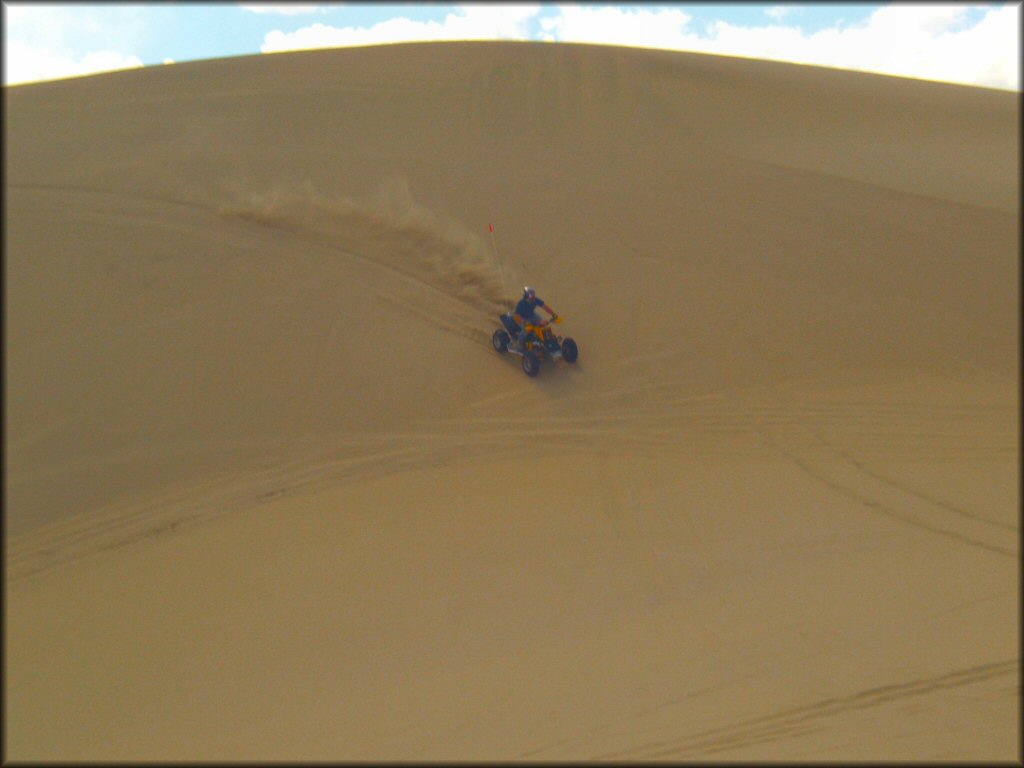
[487, 221, 512, 302]
[218, 176, 512, 315]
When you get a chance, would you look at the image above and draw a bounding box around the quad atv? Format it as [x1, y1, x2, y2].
[492, 312, 578, 377]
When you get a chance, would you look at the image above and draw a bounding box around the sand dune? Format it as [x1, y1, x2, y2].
[5, 41, 1018, 760]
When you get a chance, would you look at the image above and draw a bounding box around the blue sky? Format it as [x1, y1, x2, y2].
[3, 3, 1019, 90]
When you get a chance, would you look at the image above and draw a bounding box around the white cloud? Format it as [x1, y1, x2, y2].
[5, 39, 143, 86]
[765, 7, 796, 22]
[4, 4, 146, 85]
[238, 4, 321, 16]
[261, 4, 540, 52]
[734, 3, 1021, 90]
[538, 5, 692, 47]
[536, 3, 1019, 90]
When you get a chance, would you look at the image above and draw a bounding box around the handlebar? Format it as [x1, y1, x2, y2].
[518, 315, 564, 331]
[528, 317, 562, 328]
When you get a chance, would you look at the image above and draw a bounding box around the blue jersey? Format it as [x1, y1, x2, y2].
[515, 296, 545, 318]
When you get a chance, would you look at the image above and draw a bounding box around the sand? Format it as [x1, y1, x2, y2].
[5, 41, 1019, 760]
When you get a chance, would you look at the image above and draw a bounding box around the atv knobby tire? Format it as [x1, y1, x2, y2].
[561, 338, 578, 363]
[492, 329, 510, 353]
[522, 350, 541, 377]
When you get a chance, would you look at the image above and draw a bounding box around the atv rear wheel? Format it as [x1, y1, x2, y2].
[522, 350, 541, 377]
[561, 337, 578, 363]
[492, 329, 510, 353]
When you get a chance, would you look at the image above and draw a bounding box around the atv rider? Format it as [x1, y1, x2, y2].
[513, 286, 558, 350]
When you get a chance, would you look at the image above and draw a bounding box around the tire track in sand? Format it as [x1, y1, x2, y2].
[744, 389, 1017, 559]
[592, 658, 1019, 760]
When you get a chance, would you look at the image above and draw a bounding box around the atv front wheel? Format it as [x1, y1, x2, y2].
[522, 350, 541, 377]
[562, 338, 578, 363]
[492, 329, 510, 353]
